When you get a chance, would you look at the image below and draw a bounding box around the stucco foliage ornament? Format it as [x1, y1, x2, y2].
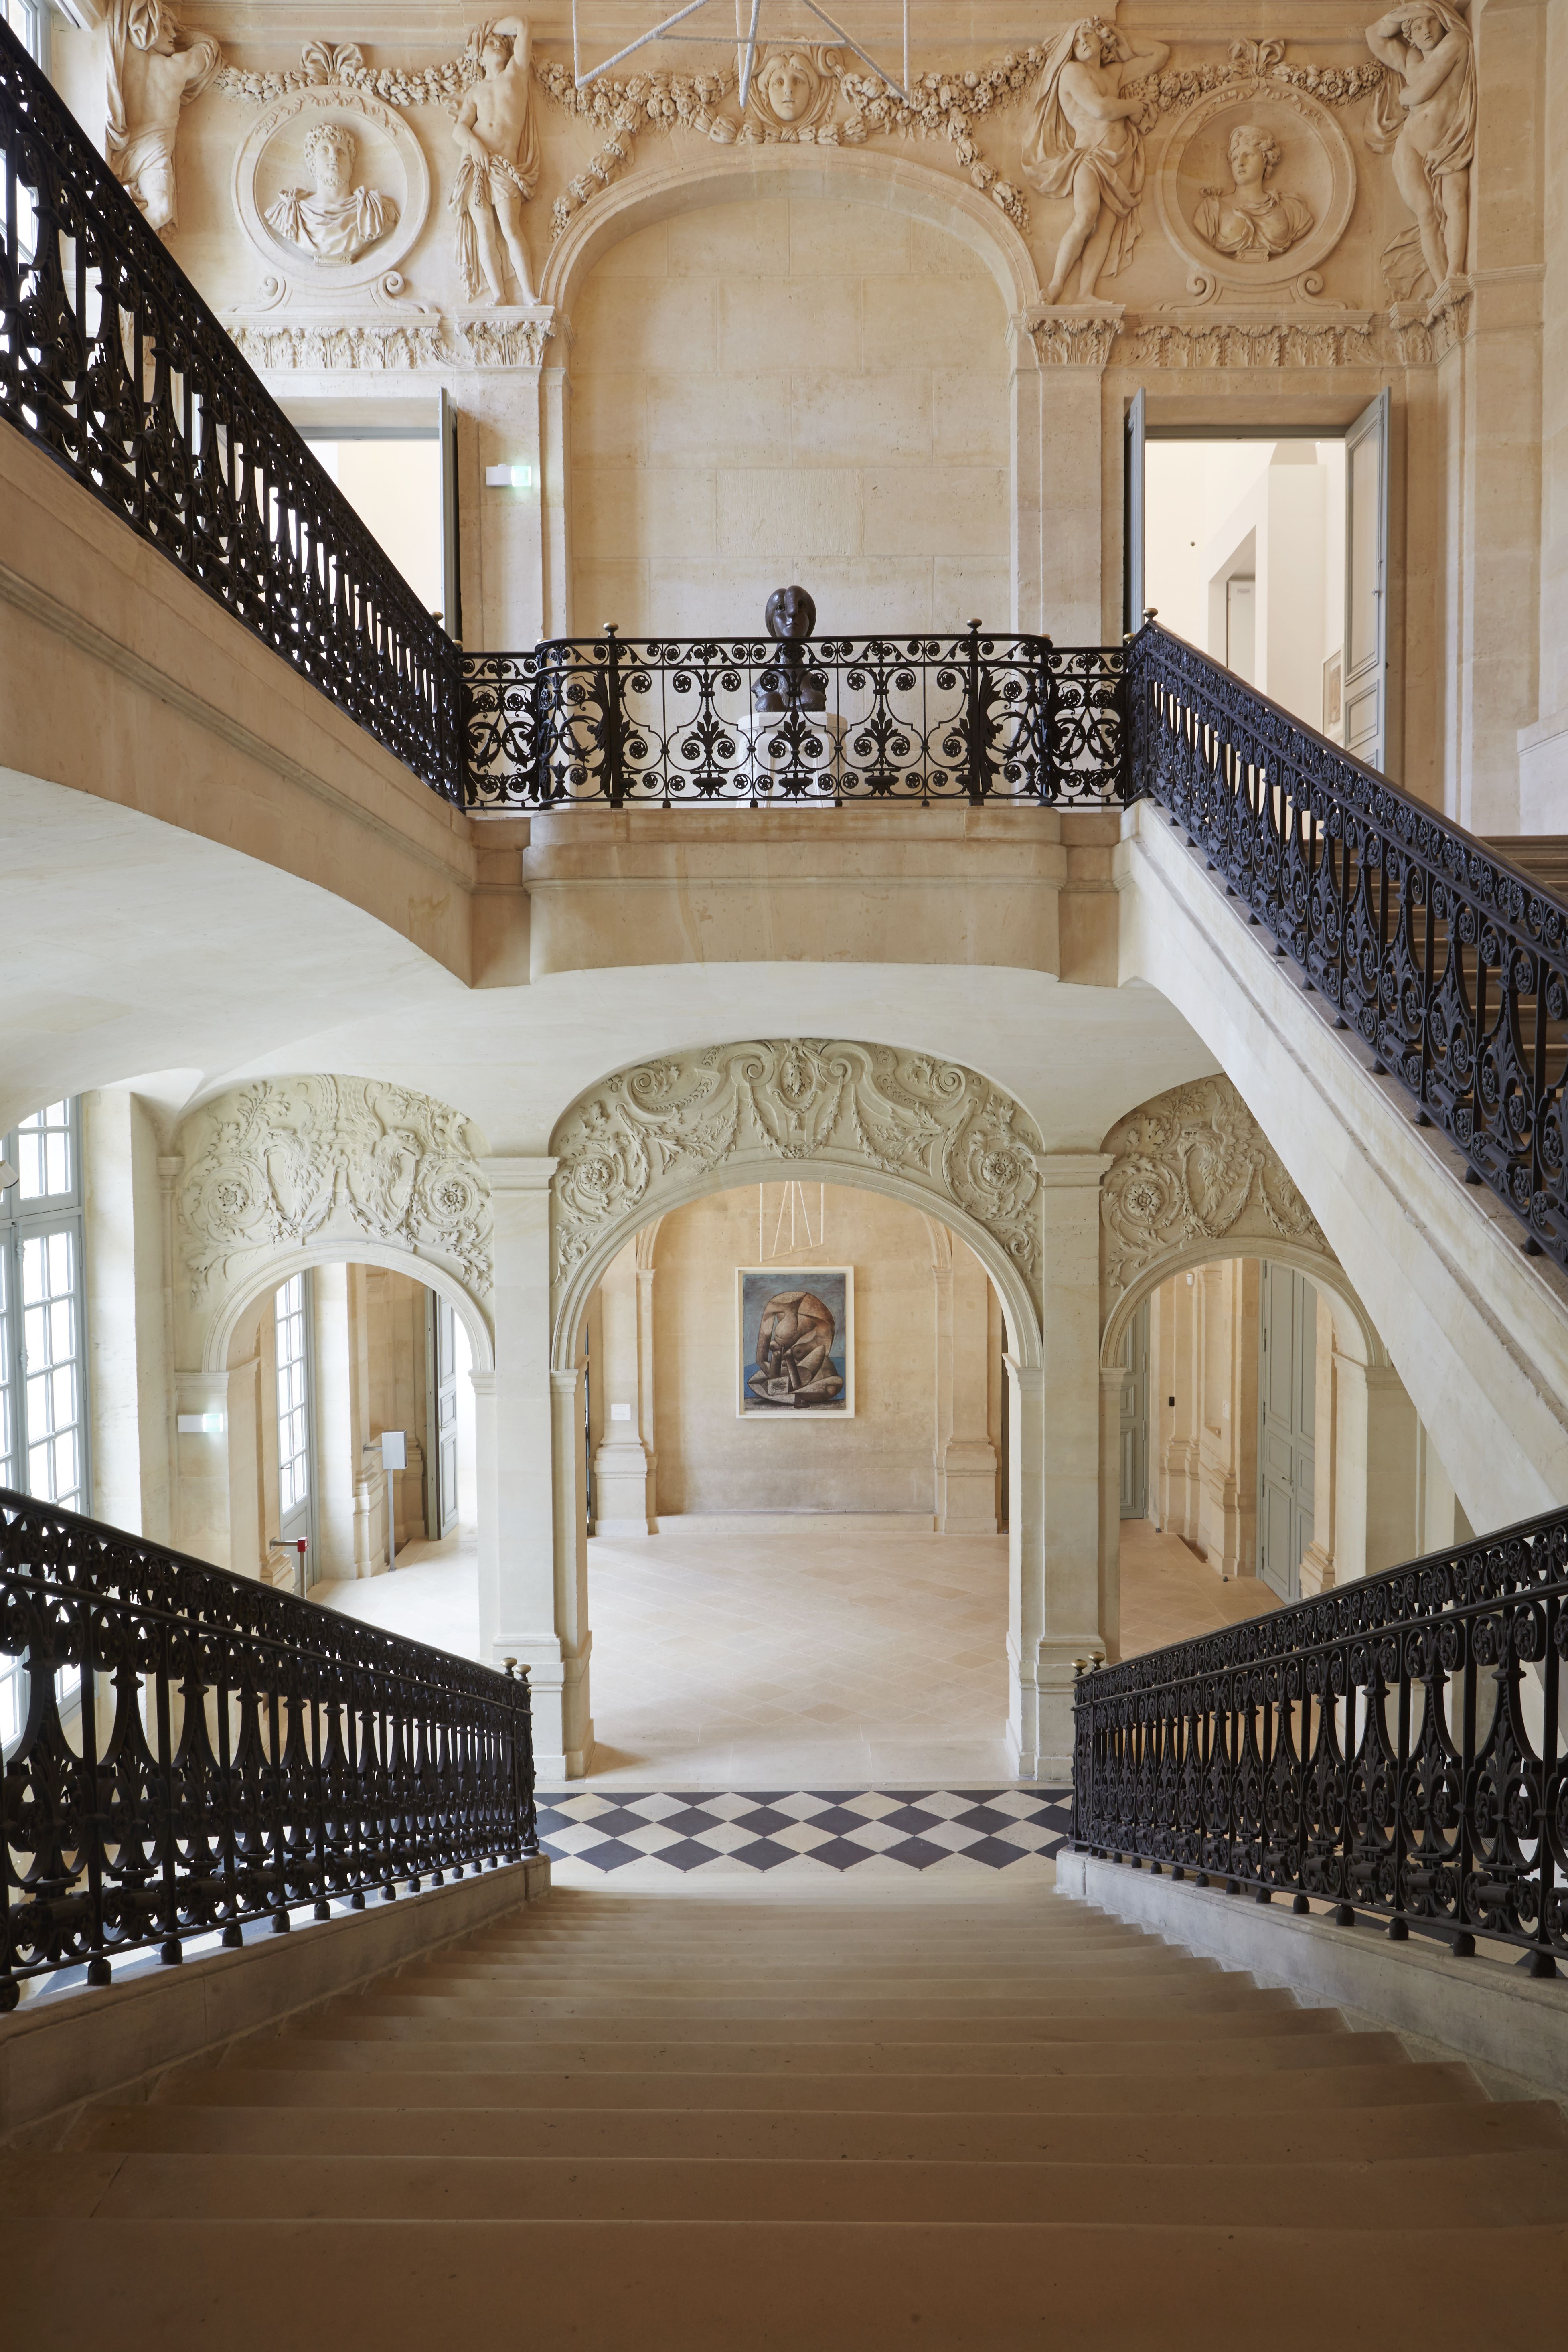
[551, 1040, 1045, 1302]
[178, 1076, 492, 1300]
[1100, 1075, 1327, 1299]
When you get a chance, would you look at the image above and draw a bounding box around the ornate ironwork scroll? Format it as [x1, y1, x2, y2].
[0, 1487, 538, 2001]
[1072, 1505, 1568, 1976]
[462, 630, 1129, 810]
[1126, 621, 1568, 1277]
[0, 21, 462, 800]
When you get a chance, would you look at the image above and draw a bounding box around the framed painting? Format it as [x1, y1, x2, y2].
[737, 1268, 854, 1418]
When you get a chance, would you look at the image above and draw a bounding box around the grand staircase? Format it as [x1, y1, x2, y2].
[9, 1876, 1568, 2345]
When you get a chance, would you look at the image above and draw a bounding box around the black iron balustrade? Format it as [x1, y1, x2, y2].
[1072, 1504, 1568, 1976]
[0, 1486, 538, 2002]
[1125, 622, 1568, 1280]
[0, 19, 462, 801]
[464, 630, 1127, 809]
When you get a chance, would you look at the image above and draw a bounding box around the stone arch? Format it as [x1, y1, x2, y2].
[540, 143, 1042, 320]
[173, 1074, 495, 1376]
[207, 1240, 494, 1380]
[546, 1038, 1047, 1376]
[1095, 1073, 1375, 1363]
[1101, 1237, 1381, 1376]
[1093, 1073, 1403, 1652]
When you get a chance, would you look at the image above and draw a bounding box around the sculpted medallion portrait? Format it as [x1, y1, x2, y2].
[1155, 85, 1355, 299]
[232, 85, 430, 297]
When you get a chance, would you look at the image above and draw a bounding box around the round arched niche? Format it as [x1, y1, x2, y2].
[541, 142, 1041, 319]
[554, 155, 1019, 638]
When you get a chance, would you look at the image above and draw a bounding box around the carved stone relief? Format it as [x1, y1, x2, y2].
[176, 1075, 492, 1305]
[1131, 316, 1378, 367]
[1155, 81, 1356, 304]
[1100, 1074, 1327, 1305]
[740, 45, 840, 140]
[198, 21, 1472, 373]
[105, 0, 221, 237]
[1365, 3, 1475, 302]
[550, 1040, 1046, 1312]
[450, 17, 539, 305]
[232, 84, 429, 308]
[1023, 21, 1171, 304]
[1019, 305, 1123, 367]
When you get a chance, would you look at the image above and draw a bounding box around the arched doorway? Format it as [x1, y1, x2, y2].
[216, 1255, 482, 1634]
[578, 1177, 1012, 1788]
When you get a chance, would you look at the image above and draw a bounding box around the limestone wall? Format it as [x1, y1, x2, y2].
[648, 1181, 988, 1521]
[568, 194, 1011, 637]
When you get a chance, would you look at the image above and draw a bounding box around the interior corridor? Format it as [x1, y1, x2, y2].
[317, 1513, 1271, 1796]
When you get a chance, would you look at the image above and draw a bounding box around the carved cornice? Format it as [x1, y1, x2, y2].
[1128, 315, 1378, 369]
[550, 1039, 1046, 1309]
[1100, 1074, 1328, 1303]
[1387, 275, 1474, 366]
[1019, 304, 1122, 368]
[176, 1074, 492, 1301]
[227, 310, 555, 370]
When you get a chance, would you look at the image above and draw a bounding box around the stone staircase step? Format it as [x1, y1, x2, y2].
[169, 2056, 1471, 2113]
[10, 2218, 1568, 2350]
[294, 2004, 1335, 2041]
[8, 2147, 1568, 2228]
[75, 2095, 1555, 2166]
[241, 2026, 1402, 2077]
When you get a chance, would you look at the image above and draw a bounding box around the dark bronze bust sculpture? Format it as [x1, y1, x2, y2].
[754, 583, 827, 715]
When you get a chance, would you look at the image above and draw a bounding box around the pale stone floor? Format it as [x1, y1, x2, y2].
[316, 1511, 1277, 1796]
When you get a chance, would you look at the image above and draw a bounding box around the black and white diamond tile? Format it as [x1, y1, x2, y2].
[537, 1788, 1074, 1874]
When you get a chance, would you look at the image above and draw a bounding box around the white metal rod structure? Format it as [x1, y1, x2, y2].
[572, 0, 720, 87]
[737, 0, 763, 108]
[800, 0, 914, 103]
[569, 0, 916, 105]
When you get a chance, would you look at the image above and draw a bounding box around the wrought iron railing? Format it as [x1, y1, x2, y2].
[464, 631, 1126, 809]
[1072, 1505, 1567, 1977]
[0, 1487, 538, 2002]
[1125, 624, 1568, 1281]
[0, 20, 462, 800]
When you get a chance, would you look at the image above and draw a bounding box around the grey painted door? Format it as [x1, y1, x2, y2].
[1344, 390, 1389, 770]
[1258, 1262, 1316, 1602]
[434, 1292, 459, 1538]
[1118, 1298, 1149, 1520]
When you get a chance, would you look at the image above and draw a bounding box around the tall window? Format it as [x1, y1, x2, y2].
[1, 1097, 88, 1749]
[3, 0, 49, 66]
[275, 1271, 315, 1579]
[1, 1100, 88, 1509]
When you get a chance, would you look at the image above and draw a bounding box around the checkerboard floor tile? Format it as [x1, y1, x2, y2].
[537, 1788, 1073, 1875]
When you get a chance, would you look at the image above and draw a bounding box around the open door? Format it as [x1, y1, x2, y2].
[1123, 387, 1146, 635]
[1117, 1297, 1149, 1519]
[428, 1290, 460, 1537]
[1258, 1263, 1316, 1603]
[1343, 390, 1389, 770]
[439, 385, 462, 642]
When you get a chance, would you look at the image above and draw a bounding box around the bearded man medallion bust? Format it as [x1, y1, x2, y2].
[264, 121, 397, 265]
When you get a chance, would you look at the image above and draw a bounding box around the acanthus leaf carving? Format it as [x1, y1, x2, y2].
[550, 1039, 1045, 1306]
[1100, 1074, 1328, 1302]
[177, 1075, 492, 1302]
